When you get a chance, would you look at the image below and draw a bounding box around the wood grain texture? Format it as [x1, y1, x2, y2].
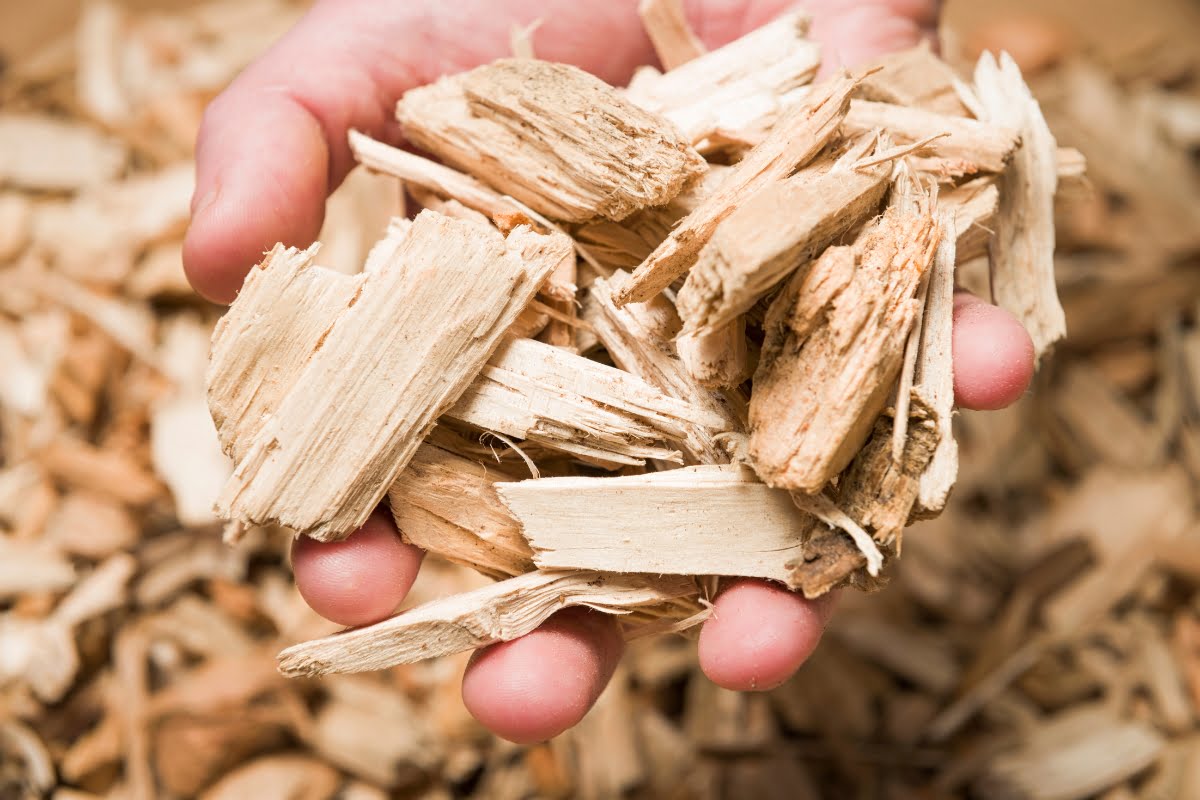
[499, 465, 812, 582]
[973, 51, 1067, 361]
[397, 59, 706, 223]
[749, 182, 940, 492]
[209, 211, 567, 540]
[446, 336, 727, 466]
[675, 142, 891, 336]
[277, 570, 698, 676]
[614, 71, 857, 305]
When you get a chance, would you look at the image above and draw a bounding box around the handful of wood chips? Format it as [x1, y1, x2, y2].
[205, 11, 1076, 677]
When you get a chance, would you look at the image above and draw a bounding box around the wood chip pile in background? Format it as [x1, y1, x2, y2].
[1, 0, 1199, 798]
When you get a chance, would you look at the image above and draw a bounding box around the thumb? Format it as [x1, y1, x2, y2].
[183, 0, 425, 303]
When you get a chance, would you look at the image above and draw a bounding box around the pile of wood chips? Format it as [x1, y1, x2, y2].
[1, 0, 1199, 797]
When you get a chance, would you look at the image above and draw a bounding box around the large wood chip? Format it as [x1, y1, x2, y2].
[615, 72, 859, 305]
[749, 184, 940, 492]
[676, 142, 892, 336]
[209, 211, 567, 540]
[397, 59, 705, 223]
[278, 571, 697, 675]
[974, 51, 1067, 361]
[855, 42, 970, 116]
[499, 465, 812, 582]
[914, 214, 959, 514]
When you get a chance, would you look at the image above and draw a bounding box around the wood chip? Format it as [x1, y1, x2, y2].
[397, 59, 705, 222]
[614, 71, 858, 305]
[498, 465, 810, 583]
[748, 182, 940, 492]
[209, 211, 566, 540]
[974, 51, 1067, 361]
[675, 140, 892, 336]
[638, 0, 705, 70]
[278, 571, 697, 676]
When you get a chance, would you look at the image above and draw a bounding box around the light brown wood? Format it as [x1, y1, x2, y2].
[584, 271, 740, 464]
[349, 128, 522, 225]
[0, 112, 125, 190]
[855, 41, 970, 116]
[748, 182, 940, 492]
[844, 98, 1020, 176]
[446, 336, 727, 466]
[973, 51, 1067, 361]
[675, 139, 892, 336]
[615, 72, 859, 306]
[498, 465, 811, 583]
[387, 444, 531, 580]
[397, 59, 706, 223]
[676, 320, 750, 389]
[914, 214, 959, 514]
[277, 571, 697, 676]
[209, 211, 567, 540]
[638, 0, 705, 70]
[624, 12, 819, 152]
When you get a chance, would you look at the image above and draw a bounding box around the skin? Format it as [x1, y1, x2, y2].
[186, 0, 1035, 744]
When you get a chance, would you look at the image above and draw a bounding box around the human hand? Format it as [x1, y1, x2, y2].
[184, 0, 1035, 743]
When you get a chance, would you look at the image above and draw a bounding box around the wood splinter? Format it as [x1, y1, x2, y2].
[277, 571, 698, 677]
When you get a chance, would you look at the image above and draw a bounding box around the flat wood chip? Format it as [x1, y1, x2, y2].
[209, 211, 567, 540]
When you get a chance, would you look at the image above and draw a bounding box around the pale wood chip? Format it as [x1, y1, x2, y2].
[615, 71, 859, 305]
[974, 51, 1067, 361]
[278, 571, 697, 675]
[638, 0, 706, 70]
[397, 59, 705, 222]
[498, 465, 810, 582]
[210, 211, 566, 540]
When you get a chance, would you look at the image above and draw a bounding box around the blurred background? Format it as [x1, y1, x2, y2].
[1, 1, 1199, 798]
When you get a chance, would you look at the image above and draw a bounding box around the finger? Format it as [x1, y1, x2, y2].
[952, 291, 1036, 411]
[290, 507, 423, 627]
[808, 0, 940, 73]
[461, 608, 623, 743]
[183, 0, 424, 303]
[698, 579, 838, 691]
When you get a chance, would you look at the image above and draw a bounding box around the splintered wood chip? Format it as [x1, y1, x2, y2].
[209, 211, 568, 540]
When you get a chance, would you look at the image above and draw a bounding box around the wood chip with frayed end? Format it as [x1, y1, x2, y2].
[396, 59, 706, 223]
[445, 336, 728, 466]
[614, 71, 859, 306]
[387, 444, 532, 580]
[675, 138, 892, 336]
[498, 465, 812, 582]
[787, 402, 940, 597]
[277, 571, 698, 676]
[749, 182, 941, 492]
[973, 51, 1066, 361]
[209, 211, 567, 540]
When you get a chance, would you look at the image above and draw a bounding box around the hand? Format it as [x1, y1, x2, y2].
[185, 0, 1034, 743]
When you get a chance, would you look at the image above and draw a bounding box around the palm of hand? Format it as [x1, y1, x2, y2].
[184, 0, 1032, 744]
